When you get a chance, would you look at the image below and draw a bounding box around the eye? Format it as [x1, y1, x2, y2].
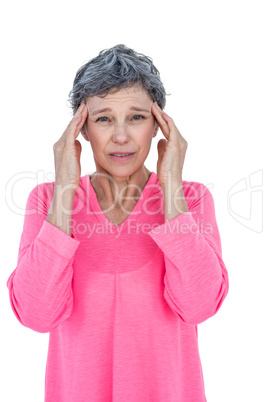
[96, 116, 109, 122]
[96, 115, 145, 123]
[133, 115, 144, 120]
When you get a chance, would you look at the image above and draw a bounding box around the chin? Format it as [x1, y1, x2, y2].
[109, 165, 145, 178]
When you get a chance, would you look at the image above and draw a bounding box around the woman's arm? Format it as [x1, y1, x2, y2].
[6, 183, 80, 333]
[6, 101, 89, 333]
[148, 182, 229, 325]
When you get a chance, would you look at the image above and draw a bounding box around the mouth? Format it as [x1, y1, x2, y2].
[109, 153, 135, 162]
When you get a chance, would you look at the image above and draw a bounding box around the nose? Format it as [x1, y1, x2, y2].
[111, 123, 130, 144]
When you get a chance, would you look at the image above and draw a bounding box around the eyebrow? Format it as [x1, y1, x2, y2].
[91, 107, 151, 116]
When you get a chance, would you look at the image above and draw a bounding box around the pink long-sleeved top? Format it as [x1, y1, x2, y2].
[7, 171, 229, 401]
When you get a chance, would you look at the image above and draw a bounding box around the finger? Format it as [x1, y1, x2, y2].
[162, 113, 177, 132]
[63, 103, 86, 137]
[74, 101, 86, 118]
[75, 103, 88, 123]
[71, 103, 87, 126]
[57, 103, 87, 145]
[67, 104, 87, 134]
[66, 105, 88, 146]
[162, 112, 186, 143]
[74, 106, 88, 136]
[151, 102, 170, 139]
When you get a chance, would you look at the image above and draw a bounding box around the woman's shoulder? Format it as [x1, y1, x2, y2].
[181, 179, 214, 212]
[151, 171, 210, 198]
[182, 179, 211, 196]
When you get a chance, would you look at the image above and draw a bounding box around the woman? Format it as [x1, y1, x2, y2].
[7, 44, 229, 401]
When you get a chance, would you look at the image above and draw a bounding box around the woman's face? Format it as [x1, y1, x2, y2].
[82, 84, 159, 177]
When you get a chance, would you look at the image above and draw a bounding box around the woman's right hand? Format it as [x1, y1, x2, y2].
[53, 102, 88, 191]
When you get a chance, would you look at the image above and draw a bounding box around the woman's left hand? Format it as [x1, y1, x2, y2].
[151, 101, 188, 189]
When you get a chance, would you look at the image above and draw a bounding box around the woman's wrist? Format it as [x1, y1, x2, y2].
[163, 179, 189, 222]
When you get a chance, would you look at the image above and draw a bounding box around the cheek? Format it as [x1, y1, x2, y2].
[86, 124, 101, 145]
[87, 130, 101, 152]
[142, 123, 156, 141]
[90, 136, 104, 153]
[138, 131, 154, 154]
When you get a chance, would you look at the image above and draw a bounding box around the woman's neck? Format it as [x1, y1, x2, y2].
[90, 165, 151, 207]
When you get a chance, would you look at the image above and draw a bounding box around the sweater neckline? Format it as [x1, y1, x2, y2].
[86, 171, 158, 232]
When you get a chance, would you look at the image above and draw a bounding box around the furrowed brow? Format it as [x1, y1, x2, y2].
[91, 107, 150, 116]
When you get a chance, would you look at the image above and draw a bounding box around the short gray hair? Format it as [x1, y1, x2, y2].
[67, 44, 170, 120]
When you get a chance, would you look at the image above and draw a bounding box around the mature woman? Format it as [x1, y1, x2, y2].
[7, 44, 229, 401]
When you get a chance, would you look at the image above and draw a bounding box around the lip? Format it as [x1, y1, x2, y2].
[109, 152, 135, 155]
[109, 153, 135, 162]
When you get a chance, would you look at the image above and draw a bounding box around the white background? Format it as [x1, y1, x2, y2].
[1, 1, 267, 401]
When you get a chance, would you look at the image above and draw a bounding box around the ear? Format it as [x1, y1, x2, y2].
[153, 121, 159, 138]
[81, 125, 90, 142]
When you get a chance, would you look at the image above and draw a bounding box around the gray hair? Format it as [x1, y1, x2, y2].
[67, 44, 170, 124]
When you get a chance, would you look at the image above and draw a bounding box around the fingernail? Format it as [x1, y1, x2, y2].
[153, 101, 158, 107]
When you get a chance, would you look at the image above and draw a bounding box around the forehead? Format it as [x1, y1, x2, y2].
[87, 84, 152, 109]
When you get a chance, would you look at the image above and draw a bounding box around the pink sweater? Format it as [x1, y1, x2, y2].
[7, 171, 229, 401]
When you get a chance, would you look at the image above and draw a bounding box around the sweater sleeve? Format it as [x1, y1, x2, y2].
[147, 182, 229, 325]
[6, 183, 80, 333]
